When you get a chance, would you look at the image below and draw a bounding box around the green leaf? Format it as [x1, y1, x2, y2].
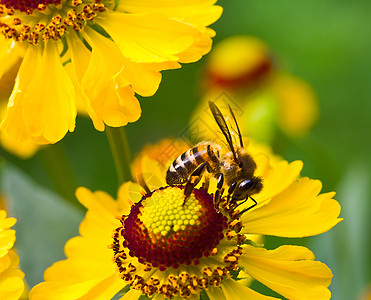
[1, 163, 84, 288]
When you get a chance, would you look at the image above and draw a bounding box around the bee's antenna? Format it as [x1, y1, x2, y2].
[228, 104, 243, 148]
[236, 197, 258, 217]
[209, 101, 238, 161]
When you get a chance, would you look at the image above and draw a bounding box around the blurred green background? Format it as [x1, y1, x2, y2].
[1, 0, 370, 298]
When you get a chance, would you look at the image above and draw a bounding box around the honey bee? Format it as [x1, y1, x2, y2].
[166, 101, 263, 213]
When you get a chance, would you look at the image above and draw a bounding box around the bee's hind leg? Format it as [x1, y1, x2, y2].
[183, 162, 208, 203]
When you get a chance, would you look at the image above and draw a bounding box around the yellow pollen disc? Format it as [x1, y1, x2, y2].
[140, 188, 201, 236]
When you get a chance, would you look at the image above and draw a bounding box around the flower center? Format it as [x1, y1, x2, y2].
[0, 0, 109, 45]
[123, 186, 227, 271]
[112, 186, 247, 299]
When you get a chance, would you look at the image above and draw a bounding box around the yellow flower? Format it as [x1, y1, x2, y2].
[199, 35, 318, 140]
[269, 72, 319, 138]
[0, 210, 25, 299]
[29, 139, 341, 300]
[204, 35, 273, 90]
[0, 0, 222, 144]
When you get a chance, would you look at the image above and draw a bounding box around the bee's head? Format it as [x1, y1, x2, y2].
[235, 148, 258, 177]
[222, 148, 259, 185]
[231, 177, 263, 200]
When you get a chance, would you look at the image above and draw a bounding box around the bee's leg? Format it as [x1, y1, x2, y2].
[201, 177, 210, 191]
[183, 162, 208, 203]
[236, 196, 258, 217]
[201, 164, 214, 190]
[213, 173, 224, 209]
[226, 182, 237, 206]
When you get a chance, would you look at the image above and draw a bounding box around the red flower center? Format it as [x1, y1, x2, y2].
[122, 186, 228, 271]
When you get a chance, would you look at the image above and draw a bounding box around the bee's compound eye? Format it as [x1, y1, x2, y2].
[239, 179, 254, 191]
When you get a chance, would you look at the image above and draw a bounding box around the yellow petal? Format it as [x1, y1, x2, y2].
[0, 211, 16, 230]
[65, 31, 95, 119]
[22, 41, 76, 143]
[177, 28, 214, 63]
[78, 274, 125, 300]
[0, 37, 20, 80]
[240, 245, 333, 300]
[7, 250, 20, 268]
[221, 278, 279, 300]
[63, 235, 111, 261]
[0, 229, 15, 258]
[0, 249, 24, 300]
[97, 11, 200, 63]
[131, 139, 190, 180]
[82, 27, 124, 85]
[254, 160, 303, 203]
[80, 28, 141, 130]
[44, 256, 115, 282]
[0, 252, 11, 273]
[66, 32, 91, 83]
[0, 268, 25, 300]
[140, 155, 168, 191]
[241, 178, 342, 237]
[73, 188, 122, 253]
[75, 187, 120, 226]
[1, 46, 40, 143]
[118, 0, 222, 27]
[101, 84, 141, 128]
[29, 278, 109, 300]
[0, 103, 39, 158]
[119, 60, 162, 97]
[117, 182, 143, 210]
[83, 27, 180, 97]
[79, 210, 117, 243]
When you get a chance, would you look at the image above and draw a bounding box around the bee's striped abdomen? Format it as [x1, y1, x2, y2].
[166, 144, 219, 185]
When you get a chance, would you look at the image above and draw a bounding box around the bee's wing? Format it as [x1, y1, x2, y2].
[209, 101, 238, 161]
[228, 104, 244, 147]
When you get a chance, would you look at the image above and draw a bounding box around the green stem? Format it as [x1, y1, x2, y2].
[38, 143, 82, 210]
[106, 126, 132, 185]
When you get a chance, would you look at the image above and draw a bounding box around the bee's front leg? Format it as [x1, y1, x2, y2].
[226, 181, 237, 207]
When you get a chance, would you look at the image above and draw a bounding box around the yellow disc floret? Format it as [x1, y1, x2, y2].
[140, 187, 202, 236]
